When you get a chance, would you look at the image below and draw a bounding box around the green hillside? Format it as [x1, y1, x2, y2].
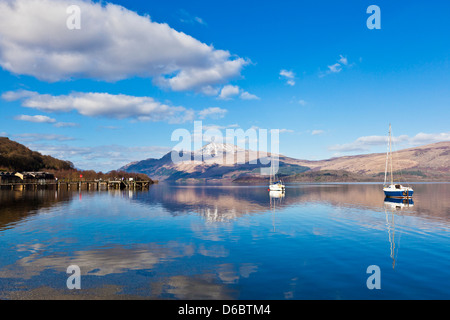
[0, 137, 74, 172]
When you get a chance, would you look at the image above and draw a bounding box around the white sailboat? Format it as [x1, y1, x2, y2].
[383, 124, 414, 198]
[269, 155, 285, 192]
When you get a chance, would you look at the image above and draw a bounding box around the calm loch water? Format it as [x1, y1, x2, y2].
[0, 183, 449, 299]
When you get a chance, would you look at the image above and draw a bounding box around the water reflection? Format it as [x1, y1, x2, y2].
[0, 189, 71, 231]
[1, 183, 449, 232]
[0, 183, 449, 299]
[384, 197, 414, 209]
[133, 183, 450, 222]
[269, 190, 284, 231]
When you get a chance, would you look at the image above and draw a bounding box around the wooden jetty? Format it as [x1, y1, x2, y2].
[0, 180, 152, 191]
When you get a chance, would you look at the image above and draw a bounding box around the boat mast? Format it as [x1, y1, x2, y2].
[384, 125, 389, 186]
[269, 154, 273, 185]
[389, 124, 393, 186]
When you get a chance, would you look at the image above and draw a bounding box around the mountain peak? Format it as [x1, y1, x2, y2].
[198, 142, 242, 155]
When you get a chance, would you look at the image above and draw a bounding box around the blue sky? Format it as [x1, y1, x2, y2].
[0, 0, 449, 171]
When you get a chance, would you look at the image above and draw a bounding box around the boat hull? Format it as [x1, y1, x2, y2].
[384, 189, 413, 198]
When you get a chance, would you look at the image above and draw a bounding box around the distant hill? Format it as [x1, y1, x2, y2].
[119, 141, 450, 182]
[292, 141, 450, 175]
[0, 137, 74, 172]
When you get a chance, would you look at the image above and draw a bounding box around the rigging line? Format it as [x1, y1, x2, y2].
[391, 209, 396, 262]
[395, 211, 404, 263]
[391, 127, 409, 187]
[389, 124, 394, 185]
[391, 127, 402, 184]
[384, 125, 390, 186]
[385, 206, 394, 259]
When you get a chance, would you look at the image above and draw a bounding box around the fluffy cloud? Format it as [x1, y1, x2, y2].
[218, 85, 259, 100]
[11, 111, 79, 127]
[53, 122, 79, 128]
[311, 130, 324, 136]
[240, 91, 260, 100]
[0, 0, 247, 92]
[12, 133, 75, 142]
[279, 69, 295, 86]
[3, 90, 225, 123]
[410, 132, 450, 144]
[327, 63, 342, 74]
[320, 54, 352, 77]
[218, 85, 240, 100]
[198, 107, 227, 120]
[14, 115, 56, 123]
[338, 55, 348, 65]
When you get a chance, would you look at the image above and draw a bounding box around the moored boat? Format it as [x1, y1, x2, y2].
[269, 155, 285, 192]
[383, 124, 413, 198]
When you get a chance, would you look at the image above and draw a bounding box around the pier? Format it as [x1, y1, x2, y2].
[0, 180, 152, 191]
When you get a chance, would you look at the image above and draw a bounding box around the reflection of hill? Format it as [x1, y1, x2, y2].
[283, 183, 450, 219]
[133, 183, 450, 223]
[0, 190, 72, 231]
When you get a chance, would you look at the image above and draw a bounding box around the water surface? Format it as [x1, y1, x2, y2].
[0, 183, 449, 299]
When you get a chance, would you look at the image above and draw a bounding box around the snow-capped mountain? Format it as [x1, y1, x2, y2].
[119, 142, 309, 181]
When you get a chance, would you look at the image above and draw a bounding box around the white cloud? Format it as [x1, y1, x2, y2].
[410, 132, 450, 144]
[198, 107, 227, 120]
[2, 90, 37, 101]
[54, 122, 79, 128]
[298, 99, 307, 106]
[240, 91, 260, 100]
[194, 17, 207, 25]
[279, 69, 295, 86]
[338, 55, 348, 65]
[98, 125, 122, 130]
[202, 124, 239, 131]
[327, 63, 342, 74]
[218, 85, 259, 100]
[311, 130, 324, 135]
[24, 142, 171, 172]
[329, 135, 404, 152]
[0, 0, 247, 92]
[320, 55, 352, 77]
[13, 113, 79, 127]
[328, 132, 450, 153]
[4, 90, 195, 123]
[13, 133, 75, 142]
[14, 114, 56, 123]
[199, 85, 220, 96]
[218, 85, 240, 100]
[279, 70, 294, 79]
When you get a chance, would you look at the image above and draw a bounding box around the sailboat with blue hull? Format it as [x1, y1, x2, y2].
[383, 124, 414, 198]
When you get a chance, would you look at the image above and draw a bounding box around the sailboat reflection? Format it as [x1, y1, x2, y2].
[269, 190, 285, 199]
[269, 190, 285, 231]
[383, 197, 412, 269]
[384, 197, 414, 209]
